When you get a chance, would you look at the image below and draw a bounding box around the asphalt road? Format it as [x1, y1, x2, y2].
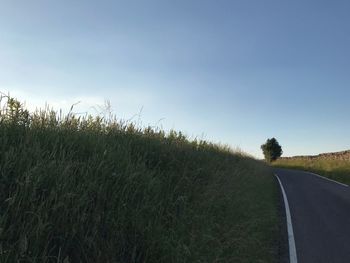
[275, 168, 350, 263]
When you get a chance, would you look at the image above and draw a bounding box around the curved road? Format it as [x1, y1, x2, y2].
[275, 168, 350, 263]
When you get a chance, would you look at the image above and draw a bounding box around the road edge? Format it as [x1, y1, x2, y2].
[275, 174, 298, 263]
[307, 171, 348, 187]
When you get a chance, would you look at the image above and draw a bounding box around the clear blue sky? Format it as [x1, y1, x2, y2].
[1, 0, 350, 158]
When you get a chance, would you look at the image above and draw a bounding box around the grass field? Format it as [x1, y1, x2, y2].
[0, 96, 279, 262]
[273, 158, 350, 185]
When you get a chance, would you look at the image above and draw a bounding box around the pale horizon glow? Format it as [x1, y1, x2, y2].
[1, 0, 350, 158]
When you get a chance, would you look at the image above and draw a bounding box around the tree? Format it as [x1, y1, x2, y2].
[261, 138, 283, 162]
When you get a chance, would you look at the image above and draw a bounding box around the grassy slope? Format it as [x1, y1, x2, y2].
[273, 158, 350, 185]
[0, 97, 278, 262]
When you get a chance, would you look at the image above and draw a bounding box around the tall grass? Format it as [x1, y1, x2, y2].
[273, 158, 350, 185]
[0, 95, 278, 262]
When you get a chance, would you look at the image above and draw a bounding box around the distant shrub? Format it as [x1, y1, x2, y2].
[261, 138, 283, 162]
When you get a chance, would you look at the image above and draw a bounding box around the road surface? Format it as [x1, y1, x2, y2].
[275, 168, 350, 263]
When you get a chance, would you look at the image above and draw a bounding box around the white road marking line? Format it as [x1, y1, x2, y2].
[275, 174, 298, 263]
[307, 172, 348, 187]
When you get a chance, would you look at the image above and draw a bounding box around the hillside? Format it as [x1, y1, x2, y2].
[281, 150, 350, 161]
[0, 96, 279, 263]
[274, 150, 350, 185]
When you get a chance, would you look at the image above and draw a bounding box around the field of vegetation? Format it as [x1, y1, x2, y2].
[274, 157, 350, 185]
[0, 95, 279, 262]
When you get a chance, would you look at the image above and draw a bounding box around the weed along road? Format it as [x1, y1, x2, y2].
[275, 168, 350, 263]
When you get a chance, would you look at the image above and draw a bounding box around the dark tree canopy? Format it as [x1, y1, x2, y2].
[261, 138, 283, 162]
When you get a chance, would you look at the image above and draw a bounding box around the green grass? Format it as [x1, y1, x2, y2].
[0, 96, 279, 262]
[273, 158, 350, 185]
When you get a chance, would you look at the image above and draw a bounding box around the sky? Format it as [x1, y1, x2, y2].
[1, 0, 350, 158]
